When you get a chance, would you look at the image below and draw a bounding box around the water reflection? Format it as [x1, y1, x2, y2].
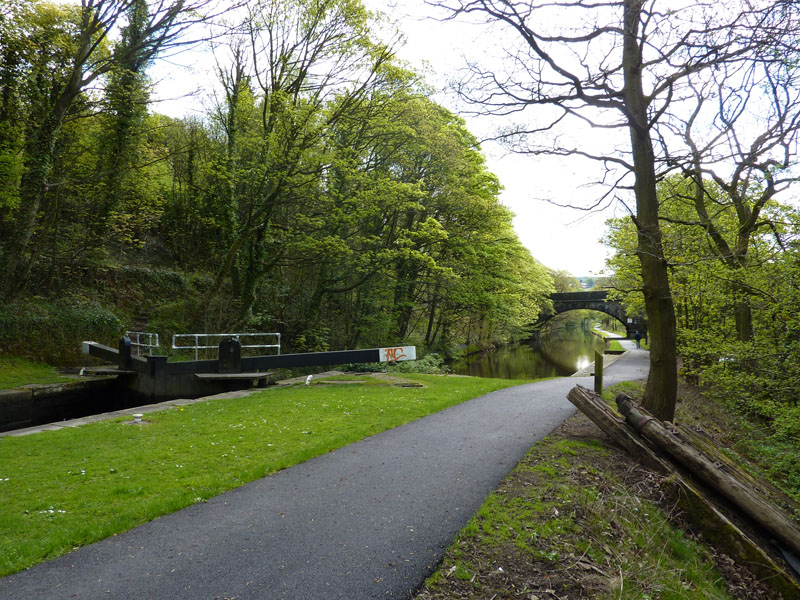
[449, 328, 605, 380]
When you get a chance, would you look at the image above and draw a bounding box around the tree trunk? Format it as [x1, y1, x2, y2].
[623, 0, 678, 421]
[2, 111, 59, 296]
[734, 298, 754, 342]
[425, 289, 439, 347]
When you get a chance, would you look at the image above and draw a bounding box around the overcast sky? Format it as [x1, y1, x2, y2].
[151, 0, 623, 277]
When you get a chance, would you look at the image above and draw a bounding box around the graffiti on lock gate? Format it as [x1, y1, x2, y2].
[379, 346, 417, 363]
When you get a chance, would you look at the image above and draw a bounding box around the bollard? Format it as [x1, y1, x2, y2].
[594, 350, 603, 394]
[119, 336, 132, 370]
[219, 338, 242, 374]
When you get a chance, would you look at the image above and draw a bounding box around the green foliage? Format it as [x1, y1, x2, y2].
[389, 353, 450, 374]
[342, 353, 450, 374]
[550, 269, 582, 292]
[605, 175, 800, 441]
[0, 357, 72, 389]
[0, 298, 122, 364]
[0, 0, 555, 359]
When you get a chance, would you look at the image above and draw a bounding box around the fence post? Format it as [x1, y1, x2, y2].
[594, 350, 603, 395]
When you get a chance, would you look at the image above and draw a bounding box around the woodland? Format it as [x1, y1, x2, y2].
[0, 0, 554, 362]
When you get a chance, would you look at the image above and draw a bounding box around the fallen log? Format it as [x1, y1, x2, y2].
[676, 424, 800, 518]
[566, 385, 800, 599]
[616, 392, 800, 561]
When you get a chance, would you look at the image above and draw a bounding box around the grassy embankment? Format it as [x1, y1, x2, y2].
[591, 327, 617, 340]
[0, 358, 73, 389]
[417, 380, 800, 600]
[0, 373, 524, 577]
[592, 327, 632, 352]
[607, 339, 625, 352]
[592, 325, 650, 351]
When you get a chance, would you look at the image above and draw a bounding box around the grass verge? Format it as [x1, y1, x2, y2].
[0, 373, 523, 577]
[591, 327, 614, 339]
[0, 357, 73, 390]
[416, 380, 787, 600]
[607, 339, 625, 352]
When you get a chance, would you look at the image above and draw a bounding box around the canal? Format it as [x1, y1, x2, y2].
[448, 322, 607, 380]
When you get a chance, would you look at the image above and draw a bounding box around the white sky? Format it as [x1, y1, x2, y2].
[150, 0, 623, 277]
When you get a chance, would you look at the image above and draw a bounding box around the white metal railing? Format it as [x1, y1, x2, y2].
[125, 331, 160, 357]
[171, 332, 281, 361]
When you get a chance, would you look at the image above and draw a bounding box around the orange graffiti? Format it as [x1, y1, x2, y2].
[383, 347, 407, 362]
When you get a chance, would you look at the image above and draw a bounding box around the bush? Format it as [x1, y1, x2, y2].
[0, 297, 122, 364]
[343, 352, 451, 374]
[684, 336, 800, 441]
[389, 353, 450, 374]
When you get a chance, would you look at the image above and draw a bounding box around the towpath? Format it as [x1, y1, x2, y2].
[0, 343, 648, 599]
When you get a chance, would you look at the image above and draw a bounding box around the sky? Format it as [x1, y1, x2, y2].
[150, 0, 622, 277]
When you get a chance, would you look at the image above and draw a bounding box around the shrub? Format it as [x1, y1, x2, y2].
[0, 297, 122, 364]
[685, 336, 800, 441]
[389, 353, 450, 374]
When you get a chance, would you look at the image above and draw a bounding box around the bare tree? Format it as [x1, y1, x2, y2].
[433, 0, 797, 420]
[661, 46, 800, 342]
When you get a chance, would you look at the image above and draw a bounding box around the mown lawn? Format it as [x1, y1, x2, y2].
[0, 373, 524, 576]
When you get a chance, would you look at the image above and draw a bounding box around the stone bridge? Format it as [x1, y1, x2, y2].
[535, 291, 647, 338]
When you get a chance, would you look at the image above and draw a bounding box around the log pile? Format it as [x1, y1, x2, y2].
[567, 384, 800, 599]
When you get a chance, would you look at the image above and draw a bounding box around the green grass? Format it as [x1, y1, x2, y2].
[592, 327, 614, 339]
[424, 431, 733, 599]
[608, 340, 625, 352]
[0, 357, 73, 389]
[0, 373, 525, 576]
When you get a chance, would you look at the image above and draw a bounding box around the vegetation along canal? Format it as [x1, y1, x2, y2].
[449, 317, 608, 379]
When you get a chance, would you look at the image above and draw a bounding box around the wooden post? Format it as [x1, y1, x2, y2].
[594, 350, 603, 394]
[566, 386, 800, 598]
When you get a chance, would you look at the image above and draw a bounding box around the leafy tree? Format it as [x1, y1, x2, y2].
[1, 0, 216, 296]
[0, 0, 31, 215]
[203, 0, 396, 320]
[666, 46, 800, 342]
[550, 271, 582, 293]
[0, 0, 556, 361]
[604, 176, 799, 438]
[95, 0, 154, 254]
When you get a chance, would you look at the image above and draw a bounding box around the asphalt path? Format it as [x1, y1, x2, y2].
[0, 346, 649, 599]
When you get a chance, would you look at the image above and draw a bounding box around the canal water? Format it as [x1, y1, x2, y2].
[448, 326, 606, 380]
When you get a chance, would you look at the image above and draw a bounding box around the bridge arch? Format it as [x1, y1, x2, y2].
[534, 291, 647, 338]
